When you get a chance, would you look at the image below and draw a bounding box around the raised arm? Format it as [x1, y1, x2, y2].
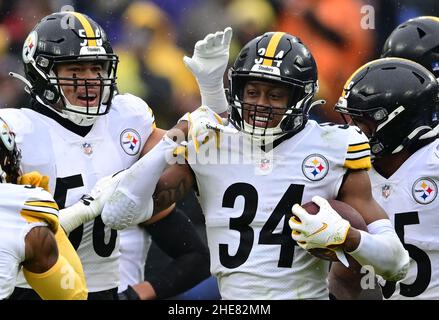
[101, 105, 232, 230]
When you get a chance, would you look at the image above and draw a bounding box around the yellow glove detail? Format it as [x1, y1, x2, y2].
[18, 171, 50, 192]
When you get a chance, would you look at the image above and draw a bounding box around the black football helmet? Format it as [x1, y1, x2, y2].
[335, 58, 439, 158]
[381, 16, 439, 77]
[228, 32, 318, 139]
[17, 11, 118, 125]
[0, 117, 21, 184]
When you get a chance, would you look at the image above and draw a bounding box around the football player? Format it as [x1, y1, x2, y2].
[102, 31, 409, 299]
[335, 15, 439, 300]
[335, 57, 439, 300]
[4, 11, 209, 300]
[0, 117, 87, 300]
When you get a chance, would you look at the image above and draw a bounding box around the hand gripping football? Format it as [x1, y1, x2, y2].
[301, 199, 367, 261]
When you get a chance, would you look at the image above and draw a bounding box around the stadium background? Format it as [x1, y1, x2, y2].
[0, 0, 438, 299]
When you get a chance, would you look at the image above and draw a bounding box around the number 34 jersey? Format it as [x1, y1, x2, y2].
[188, 120, 371, 300]
[369, 139, 439, 300]
[0, 93, 154, 292]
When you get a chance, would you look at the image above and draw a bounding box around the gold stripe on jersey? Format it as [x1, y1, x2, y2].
[263, 32, 285, 66]
[146, 105, 156, 128]
[344, 156, 371, 170]
[344, 141, 371, 170]
[347, 142, 370, 153]
[70, 12, 97, 46]
[343, 155, 372, 170]
[20, 200, 59, 233]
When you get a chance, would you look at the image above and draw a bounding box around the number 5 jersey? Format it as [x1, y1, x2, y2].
[370, 139, 439, 300]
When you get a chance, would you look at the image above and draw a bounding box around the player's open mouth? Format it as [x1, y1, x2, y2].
[77, 94, 98, 106]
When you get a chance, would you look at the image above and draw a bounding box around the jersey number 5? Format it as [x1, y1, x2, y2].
[54, 174, 117, 257]
[220, 183, 303, 268]
[381, 211, 431, 298]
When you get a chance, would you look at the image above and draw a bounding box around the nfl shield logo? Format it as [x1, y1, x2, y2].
[381, 184, 391, 198]
[82, 142, 93, 155]
[260, 158, 271, 171]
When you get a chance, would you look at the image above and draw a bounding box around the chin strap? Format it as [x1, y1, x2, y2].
[9, 72, 32, 95]
[309, 99, 326, 112]
[419, 122, 439, 140]
[62, 110, 98, 126]
[10, 72, 100, 127]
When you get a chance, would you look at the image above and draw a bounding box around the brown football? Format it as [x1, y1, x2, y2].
[299, 199, 368, 261]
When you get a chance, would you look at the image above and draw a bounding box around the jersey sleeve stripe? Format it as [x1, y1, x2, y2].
[347, 147, 371, 154]
[346, 150, 371, 160]
[347, 142, 370, 152]
[20, 208, 59, 233]
[21, 208, 59, 218]
[345, 154, 371, 161]
[24, 200, 59, 210]
[344, 157, 371, 170]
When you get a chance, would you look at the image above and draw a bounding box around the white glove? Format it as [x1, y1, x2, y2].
[183, 27, 233, 114]
[289, 196, 351, 250]
[179, 105, 237, 153]
[59, 173, 123, 233]
[289, 196, 351, 267]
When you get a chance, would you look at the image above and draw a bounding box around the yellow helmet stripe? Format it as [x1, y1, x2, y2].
[262, 32, 285, 66]
[70, 12, 97, 46]
[417, 16, 439, 23]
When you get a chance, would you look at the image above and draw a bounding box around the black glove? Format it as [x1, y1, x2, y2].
[118, 285, 140, 300]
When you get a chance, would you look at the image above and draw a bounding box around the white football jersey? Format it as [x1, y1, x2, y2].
[0, 93, 154, 292]
[370, 139, 439, 300]
[118, 225, 151, 292]
[187, 120, 371, 300]
[0, 184, 59, 299]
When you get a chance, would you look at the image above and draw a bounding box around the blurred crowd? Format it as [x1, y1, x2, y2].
[1, 0, 439, 125]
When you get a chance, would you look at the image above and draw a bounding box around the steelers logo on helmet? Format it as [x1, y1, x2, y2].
[120, 129, 141, 155]
[22, 31, 38, 64]
[20, 12, 119, 127]
[0, 118, 16, 152]
[412, 177, 437, 205]
[302, 154, 329, 181]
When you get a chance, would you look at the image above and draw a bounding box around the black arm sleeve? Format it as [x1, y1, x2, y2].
[144, 207, 211, 299]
